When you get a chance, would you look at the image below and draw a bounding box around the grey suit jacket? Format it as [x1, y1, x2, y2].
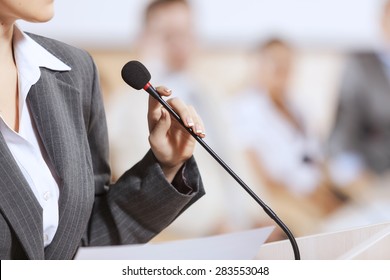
[329, 52, 390, 173]
[0, 33, 204, 260]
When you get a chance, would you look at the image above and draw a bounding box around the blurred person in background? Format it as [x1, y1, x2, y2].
[328, 0, 390, 190]
[323, 0, 390, 231]
[227, 38, 345, 237]
[107, 0, 238, 240]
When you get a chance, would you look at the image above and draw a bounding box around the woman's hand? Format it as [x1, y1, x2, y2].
[148, 86, 205, 182]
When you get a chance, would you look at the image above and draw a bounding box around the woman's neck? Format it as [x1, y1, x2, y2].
[0, 22, 19, 132]
[0, 22, 15, 65]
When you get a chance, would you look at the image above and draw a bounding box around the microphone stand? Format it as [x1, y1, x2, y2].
[144, 83, 301, 260]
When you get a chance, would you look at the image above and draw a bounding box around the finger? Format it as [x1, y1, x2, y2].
[148, 96, 161, 132]
[188, 105, 206, 138]
[149, 107, 171, 145]
[148, 86, 172, 123]
[156, 86, 172, 97]
[166, 98, 194, 128]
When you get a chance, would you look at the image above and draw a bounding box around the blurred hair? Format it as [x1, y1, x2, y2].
[383, 0, 390, 15]
[257, 37, 292, 53]
[144, 0, 190, 24]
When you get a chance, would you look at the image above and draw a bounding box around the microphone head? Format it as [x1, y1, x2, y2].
[121, 60, 151, 90]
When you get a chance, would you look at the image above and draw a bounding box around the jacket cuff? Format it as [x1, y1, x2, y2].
[171, 161, 194, 195]
[149, 150, 199, 195]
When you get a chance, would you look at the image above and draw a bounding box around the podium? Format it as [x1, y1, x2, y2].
[76, 226, 274, 260]
[76, 222, 390, 260]
[257, 222, 390, 260]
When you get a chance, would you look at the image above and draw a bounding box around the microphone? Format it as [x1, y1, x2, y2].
[121, 60, 301, 260]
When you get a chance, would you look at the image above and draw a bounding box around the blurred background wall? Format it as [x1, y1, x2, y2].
[19, 0, 384, 138]
[19, 0, 382, 49]
[18, 0, 390, 242]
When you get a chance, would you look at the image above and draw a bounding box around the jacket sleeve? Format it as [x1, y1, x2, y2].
[81, 57, 205, 246]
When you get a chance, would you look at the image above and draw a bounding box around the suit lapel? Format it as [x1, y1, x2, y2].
[27, 68, 94, 259]
[0, 133, 44, 259]
[27, 70, 77, 182]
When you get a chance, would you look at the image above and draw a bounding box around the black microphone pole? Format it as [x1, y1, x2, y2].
[122, 61, 301, 260]
[145, 82, 301, 260]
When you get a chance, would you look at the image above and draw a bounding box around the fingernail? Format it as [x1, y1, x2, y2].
[195, 124, 203, 134]
[165, 88, 172, 94]
[187, 117, 194, 127]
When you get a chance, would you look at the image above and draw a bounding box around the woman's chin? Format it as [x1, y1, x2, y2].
[25, 7, 54, 23]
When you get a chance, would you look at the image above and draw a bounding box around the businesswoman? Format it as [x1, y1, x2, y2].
[0, 0, 205, 259]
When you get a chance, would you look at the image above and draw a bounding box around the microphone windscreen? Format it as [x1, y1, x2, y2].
[121, 60, 151, 90]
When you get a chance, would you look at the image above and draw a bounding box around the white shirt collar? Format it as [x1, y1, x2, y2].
[12, 25, 71, 101]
